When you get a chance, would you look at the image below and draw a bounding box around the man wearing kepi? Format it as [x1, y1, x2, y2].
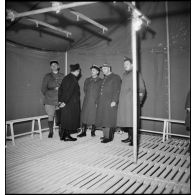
[96, 63, 121, 143]
[78, 64, 102, 137]
[117, 57, 146, 146]
[41, 60, 64, 138]
[58, 63, 81, 141]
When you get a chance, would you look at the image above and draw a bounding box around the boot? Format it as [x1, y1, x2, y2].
[129, 127, 133, 146]
[48, 121, 54, 138]
[121, 128, 131, 143]
[91, 125, 96, 137]
[109, 127, 115, 141]
[64, 130, 77, 141]
[58, 125, 63, 140]
[77, 123, 87, 137]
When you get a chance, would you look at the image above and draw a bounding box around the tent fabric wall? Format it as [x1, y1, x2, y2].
[6, 2, 190, 136]
[6, 43, 65, 134]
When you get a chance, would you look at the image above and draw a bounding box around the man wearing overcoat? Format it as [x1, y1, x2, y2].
[58, 63, 81, 141]
[78, 64, 102, 137]
[117, 57, 146, 145]
[95, 63, 121, 143]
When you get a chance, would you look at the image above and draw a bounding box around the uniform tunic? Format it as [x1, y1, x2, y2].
[41, 72, 64, 106]
[95, 73, 121, 128]
[58, 73, 81, 132]
[117, 70, 146, 127]
[81, 77, 102, 125]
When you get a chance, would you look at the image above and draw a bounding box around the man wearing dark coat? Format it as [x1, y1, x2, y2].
[117, 57, 146, 146]
[58, 63, 81, 141]
[95, 63, 121, 143]
[77, 64, 102, 137]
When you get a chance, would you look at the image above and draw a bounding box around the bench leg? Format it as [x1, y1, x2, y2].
[10, 123, 15, 146]
[37, 119, 42, 139]
[162, 121, 167, 142]
[31, 119, 35, 138]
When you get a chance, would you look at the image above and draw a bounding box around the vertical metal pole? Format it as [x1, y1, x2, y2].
[131, 1, 138, 163]
[65, 51, 68, 75]
[165, 1, 171, 137]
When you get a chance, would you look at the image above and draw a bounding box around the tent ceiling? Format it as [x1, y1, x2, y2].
[6, 1, 190, 52]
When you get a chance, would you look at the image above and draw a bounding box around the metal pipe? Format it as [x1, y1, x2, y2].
[26, 18, 71, 37]
[65, 51, 68, 75]
[70, 10, 108, 32]
[141, 116, 185, 124]
[6, 2, 96, 20]
[131, 1, 138, 163]
[165, 1, 171, 134]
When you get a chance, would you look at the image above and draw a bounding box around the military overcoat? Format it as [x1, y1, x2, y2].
[117, 71, 146, 127]
[95, 73, 121, 128]
[81, 77, 102, 125]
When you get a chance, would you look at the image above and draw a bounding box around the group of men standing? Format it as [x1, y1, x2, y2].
[41, 57, 146, 145]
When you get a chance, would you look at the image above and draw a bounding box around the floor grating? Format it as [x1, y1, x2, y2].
[6, 130, 190, 194]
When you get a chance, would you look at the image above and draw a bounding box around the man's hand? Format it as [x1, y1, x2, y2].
[55, 87, 59, 90]
[59, 102, 66, 108]
[111, 101, 116, 107]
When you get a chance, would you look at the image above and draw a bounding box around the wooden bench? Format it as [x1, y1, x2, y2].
[6, 115, 58, 146]
[140, 116, 189, 142]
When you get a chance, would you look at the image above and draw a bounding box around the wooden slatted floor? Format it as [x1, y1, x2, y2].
[6, 129, 190, 194]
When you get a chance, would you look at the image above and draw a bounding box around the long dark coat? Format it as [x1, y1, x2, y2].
[117, 71, 146, 127]
[95, 73, 121, 128]
[81, 77, 102, 125]
[185, 90, 191, 130]
[58, 73, 80, 132]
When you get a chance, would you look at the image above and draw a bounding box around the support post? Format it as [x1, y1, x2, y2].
[65, 51, 68, 75]
[131, 1, 138, 163]
[165, 1, 171, 137]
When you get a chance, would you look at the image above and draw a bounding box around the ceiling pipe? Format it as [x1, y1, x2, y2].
[26, 18, 72, 37]
[6, 2, 96, 21]
[70, 10, 108, 33]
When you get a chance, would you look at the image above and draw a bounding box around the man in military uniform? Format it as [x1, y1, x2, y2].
[41, 60, 64, 138]
[117, 57, 146, 146]
[95, 63, 121, 143]
[77, 64, 102, 137]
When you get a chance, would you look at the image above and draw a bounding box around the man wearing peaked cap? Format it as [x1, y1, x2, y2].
[90, 64, 101, 72]
[95, 62, 122, 143]
[58, 63, 81, 141]
[100, 63, 111, 69]
[78, 64, 102, 137]
[123, 56, 132, 63]
[41, 60, 64, 138]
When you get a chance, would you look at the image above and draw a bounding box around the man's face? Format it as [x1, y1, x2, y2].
[102, 66, 110, 75]
[50, 63, 59, 72]
[74, 69, 80, 77]
[91, 68, 99, 77]
[124, 60, 133, 71]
